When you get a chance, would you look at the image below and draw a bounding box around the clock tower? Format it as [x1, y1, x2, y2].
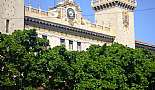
[91, 0, 137, 48]
[49, 0, 82, 26]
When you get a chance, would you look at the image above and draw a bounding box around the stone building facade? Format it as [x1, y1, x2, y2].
[0, 0, 24, 34]
[92, 0, 137, 48]
[0, 0, 154, 51]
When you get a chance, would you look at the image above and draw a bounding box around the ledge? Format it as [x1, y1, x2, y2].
[135, 41, 155, 51]
[24, 16, 115, 43]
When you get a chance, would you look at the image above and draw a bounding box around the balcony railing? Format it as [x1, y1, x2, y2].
[25, 6, 48, 16]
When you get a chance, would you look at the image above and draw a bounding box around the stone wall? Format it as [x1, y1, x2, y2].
[0, 0, 24, 34]
[92, 0, 136, 48]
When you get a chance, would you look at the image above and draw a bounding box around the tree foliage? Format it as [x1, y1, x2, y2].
[0, 29, 155, 90]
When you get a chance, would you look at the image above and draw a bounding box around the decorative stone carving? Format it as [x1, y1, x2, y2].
[122, 11, 129, 28]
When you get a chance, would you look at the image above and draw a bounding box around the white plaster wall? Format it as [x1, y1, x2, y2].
[48, 35, 60, 48]
[33, 28, 107, 51]
[65, 40, 69, 50]
[81, 42, 91, 51]
[73, 41, 77, 51]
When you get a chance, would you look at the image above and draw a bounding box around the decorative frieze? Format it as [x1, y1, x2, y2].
[92, 1, 136, 11]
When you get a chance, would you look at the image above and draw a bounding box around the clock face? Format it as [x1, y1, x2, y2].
[67, 8, 75, 19]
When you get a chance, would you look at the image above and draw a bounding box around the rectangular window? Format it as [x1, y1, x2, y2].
[60, 38, 65, 46]
[69, 40, 73, 50]
[77, 42, 81, 51]
[6, 19, 9, 33]
[42, 34, 47, 39]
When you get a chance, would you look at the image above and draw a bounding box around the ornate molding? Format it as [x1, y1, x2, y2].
[93, 1, 136, 11]
[24, 16, 115, 43]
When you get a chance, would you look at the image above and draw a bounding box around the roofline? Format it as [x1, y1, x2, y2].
[135, 40, 155, 51]
[135, 40, 155, 48]
[24, 16, 115, 43]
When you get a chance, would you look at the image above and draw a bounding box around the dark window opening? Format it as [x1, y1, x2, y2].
[77, 42, 81, 51]
[60, 38, 65, 46]
[6, 19, 9, 33]
[69, 40, 73, 50]
[42, 34, 47, 39]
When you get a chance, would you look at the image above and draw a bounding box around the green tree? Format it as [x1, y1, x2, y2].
[0, 29, 49, 89]
[0, 29, 155, 90]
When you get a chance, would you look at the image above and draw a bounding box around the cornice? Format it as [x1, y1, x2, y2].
[135, 41, 155, 51]
[92, 1, 136, 11]
[24, 16, 115, 43]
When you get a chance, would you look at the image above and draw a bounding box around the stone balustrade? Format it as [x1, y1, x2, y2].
[25, 6, 48, 16]
[24, 6, 113, 36]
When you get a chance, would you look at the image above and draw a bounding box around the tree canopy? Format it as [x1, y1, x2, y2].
[0, 29, 155, 90]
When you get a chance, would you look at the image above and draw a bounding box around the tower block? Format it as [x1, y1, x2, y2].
[91, 0, 137, 48]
